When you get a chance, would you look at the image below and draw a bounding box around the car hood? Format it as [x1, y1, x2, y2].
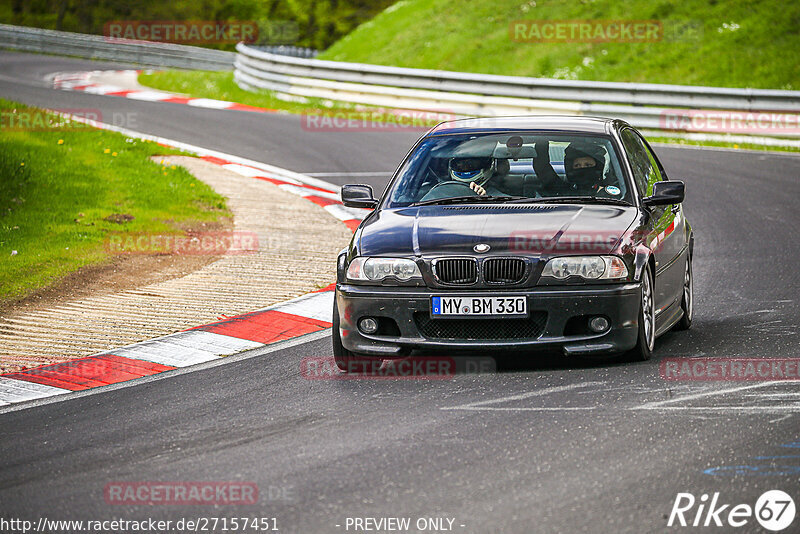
[358, 204, 639, 257]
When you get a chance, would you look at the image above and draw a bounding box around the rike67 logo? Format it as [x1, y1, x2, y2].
[668, 490, 795, 531]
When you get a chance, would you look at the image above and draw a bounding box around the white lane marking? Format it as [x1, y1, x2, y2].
[0, 377, 70, 404]
[632, 381, 800, 414]
[742, 320, 782, 328]
[638, 406, 800, 413]
[769, 414, 794, 423]
[632, 381, 780, 410]
[441, 381, 605, 411]
[744, 393, 800, 398]
[447, 406, 598, 411]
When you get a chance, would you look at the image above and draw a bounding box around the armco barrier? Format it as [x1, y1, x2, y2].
[0, 23, 234, 70]
[234, 42, 800, 139]
[1, 24, 798, 140]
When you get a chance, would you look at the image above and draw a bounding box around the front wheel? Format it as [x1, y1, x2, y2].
[673, 255, 693, 331]
[626, 264, 655, 362]
[332, 296, 382, 373]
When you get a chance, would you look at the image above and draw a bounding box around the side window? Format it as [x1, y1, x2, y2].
[621, 129, 661, 196]
[641, 139, 664, 195]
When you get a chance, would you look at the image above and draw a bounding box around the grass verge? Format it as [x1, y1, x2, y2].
[321, 0, 800, 90]
[648, 136, 800, 154]
[0, 99, 231, 304]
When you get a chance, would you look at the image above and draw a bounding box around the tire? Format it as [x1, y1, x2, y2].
[332, 295, 381, 373]
[626, 263, 656, 362]
[673, 254, 693, 331]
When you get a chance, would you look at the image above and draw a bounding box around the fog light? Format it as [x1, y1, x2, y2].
[589, 316, 610, 333]
[359, 317, 379, 334]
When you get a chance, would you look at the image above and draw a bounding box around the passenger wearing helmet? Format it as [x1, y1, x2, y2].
[533, 139, 612, 197]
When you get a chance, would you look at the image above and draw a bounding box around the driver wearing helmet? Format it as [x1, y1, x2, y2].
[533, 139, 612, 197]
[448, 156, 506, 196]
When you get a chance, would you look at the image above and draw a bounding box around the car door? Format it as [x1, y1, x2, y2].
[640, 135, 688, 310]
[620, 128, 685, 316]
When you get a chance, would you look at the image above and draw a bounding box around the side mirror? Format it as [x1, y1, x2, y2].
[341, 184, 378, 209]
[643, 180, 685, 207]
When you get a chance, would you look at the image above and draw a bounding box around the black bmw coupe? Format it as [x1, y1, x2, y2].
[333, 116, 694, 371]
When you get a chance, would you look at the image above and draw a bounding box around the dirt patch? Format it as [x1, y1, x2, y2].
[103, 213, 136, 224]
[0, 219, 232, 317]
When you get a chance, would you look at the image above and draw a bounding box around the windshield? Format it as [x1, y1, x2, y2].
[385, 132, 630, 208]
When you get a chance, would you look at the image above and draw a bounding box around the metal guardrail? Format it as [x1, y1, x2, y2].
[1, 25, 797, 141]
[235, 43, 800, 139]
[0, 24, 234, 70]
[252, 45, 317, 59]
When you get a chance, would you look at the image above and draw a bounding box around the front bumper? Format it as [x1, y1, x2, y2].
[336, 282, 642, 357]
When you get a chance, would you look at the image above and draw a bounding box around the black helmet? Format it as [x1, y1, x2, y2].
[564, 142, 606, 188]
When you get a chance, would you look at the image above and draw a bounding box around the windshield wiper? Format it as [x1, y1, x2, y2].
[411, 195, 530, 207]
[507, 196, 633, 206]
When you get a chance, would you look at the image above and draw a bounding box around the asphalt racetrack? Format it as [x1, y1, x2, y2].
[1, 51, 799, 533]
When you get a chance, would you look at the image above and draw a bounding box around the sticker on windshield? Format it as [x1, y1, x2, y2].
[606, 185, 621, 196]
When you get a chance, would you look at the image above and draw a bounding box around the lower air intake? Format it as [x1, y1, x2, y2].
[414, 312, 548, 340]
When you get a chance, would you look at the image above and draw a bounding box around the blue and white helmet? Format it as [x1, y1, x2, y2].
[449, 157, 495, 186]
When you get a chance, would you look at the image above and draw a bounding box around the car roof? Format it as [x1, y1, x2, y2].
[428, 115, 626, 136]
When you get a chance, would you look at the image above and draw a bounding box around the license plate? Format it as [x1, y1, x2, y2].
[431, 296, 527, 317]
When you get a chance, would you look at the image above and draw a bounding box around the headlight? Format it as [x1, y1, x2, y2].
[347, 257, 422, 281]
[541, 256, 628, 280]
